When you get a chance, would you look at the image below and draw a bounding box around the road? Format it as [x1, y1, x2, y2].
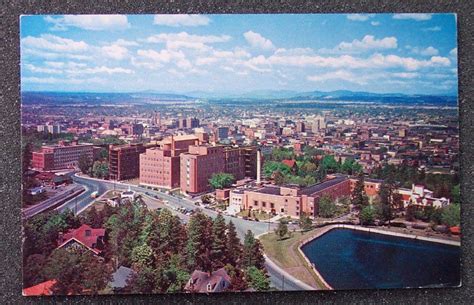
[22, 185, 85, 219]
[56, 175, 109, 214]
[67, 174, 309, 291]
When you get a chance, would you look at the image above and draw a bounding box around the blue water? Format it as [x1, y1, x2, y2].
[301, 228, 460, 290]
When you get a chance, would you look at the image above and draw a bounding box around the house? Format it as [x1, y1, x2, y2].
[23, 280, 57, 296]
[109, 266, 136, 292]
[281, 159, 297, 169]
[57, 224, 105, 256]
[184, 267, 231, 293]
[397, 184, 450, 209]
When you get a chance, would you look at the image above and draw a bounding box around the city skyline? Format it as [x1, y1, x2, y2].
[21, 14, 457, 95]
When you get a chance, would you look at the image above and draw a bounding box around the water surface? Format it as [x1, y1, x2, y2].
[301, 228, 460, 290]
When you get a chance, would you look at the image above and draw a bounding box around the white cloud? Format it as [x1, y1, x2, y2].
[392, 72, 419, 79]
[153, 14, 210, 27]
[346, 14, 374, 22]
[409, 46, 439, 56]
[113, 39, 139, 47]
[430, 56, 451, 66]
[371, 21, 380, 26]
[24, 64, 62, 74]
[22, 76, 105, 85]
[246, 52, 450, 71]
[145, 32, 231, 50]
[450, 48, 458, 57]
[422, 26, 442, 32]
[307, 70, 367, 85]
[67, 66, 133, 75]
[336, 35, 398, 52]
[45, 15, 130, 31]
[22, 34, 89, 52]
[393, 14, 432, 21]
[101, 44, 129, 60]
[244, 31, 275, 50]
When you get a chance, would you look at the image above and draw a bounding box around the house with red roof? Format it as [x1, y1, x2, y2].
[23, 280, 57, 296]
[281, 159, 296, 169]
[57, 224, 105, 256]
[184, 267, 231, 293]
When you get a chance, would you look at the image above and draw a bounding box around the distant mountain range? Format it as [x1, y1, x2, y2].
[21, 90, 457, 106]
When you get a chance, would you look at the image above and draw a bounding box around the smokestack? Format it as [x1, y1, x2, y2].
[257, 149, 261, 184]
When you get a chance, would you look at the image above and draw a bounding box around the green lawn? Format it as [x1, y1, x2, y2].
[259, 230, 328, 289]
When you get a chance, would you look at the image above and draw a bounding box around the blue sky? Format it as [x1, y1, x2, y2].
[20, 14, 458, 95]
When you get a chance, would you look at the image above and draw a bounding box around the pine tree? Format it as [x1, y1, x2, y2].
[186, 212, 213, 273]
[211, 213, 227, 270]
[242, 230, 266, 270]
[351, 173, 369, 211]
[225, 221, 242, 267]
[378, 180, 394, 222]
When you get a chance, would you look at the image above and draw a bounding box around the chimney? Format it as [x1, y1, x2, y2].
[256, 149, 261, 184]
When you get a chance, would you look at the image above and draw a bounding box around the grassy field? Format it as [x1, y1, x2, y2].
[259, 230, 328, 289]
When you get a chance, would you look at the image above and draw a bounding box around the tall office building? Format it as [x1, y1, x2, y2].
[312, 115, 326, 133]
[109, 143, 146, 181]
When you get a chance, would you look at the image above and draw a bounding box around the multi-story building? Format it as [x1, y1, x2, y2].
[217, 127, 229, 141]
[109, 143, 146, 181]
[139, 135, 199, 189]
[312, 115, 326, 133]
[180, 145, 225, 195]
[233, 175, 380, 218]
[31, 141, 94, 171]
[37, 124, 61, 134]
[186, 117, 200, 129]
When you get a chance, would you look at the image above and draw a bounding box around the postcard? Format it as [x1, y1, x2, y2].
[21, 13, 460, 295]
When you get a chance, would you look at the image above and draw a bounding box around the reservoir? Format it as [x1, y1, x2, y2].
[301, 228, 460, 290]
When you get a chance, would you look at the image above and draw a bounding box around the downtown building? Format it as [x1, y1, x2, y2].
[139, 135, 200, 189]
[180, 145, 259, 195]
[31, 140, 95, 171]
[109, 143, 146, 181]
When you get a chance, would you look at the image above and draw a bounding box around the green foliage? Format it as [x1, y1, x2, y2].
[209, 172, 235, 190]
[351, 174, 369, 210]
[299, 213, 313, 231]
[42, 248, 110, 295]
[263, 161, 291, 177]
[91, 161, 109, 179]
[242, 230, 265, 270]
[359, 205, 376, 225]
[341, 158, 362, 175]
[321, 155, 340, 173]
[92, 136, 126, 146]
[452, 184, 460, 204]
[186, 212, 213, 273]
[318, 195, 337, 218]
[78, 153, 93, 174]
[23, 254, 47, 288]
[270, 147, 295, 162]
[246, 266, 270, 291]
[131, 243, 154, 269]
[225, 221, 242, 267]
[441, 203, 460, 227]
[274, 220, 289, 240]
[273, 170, 285, 185]
[211, 214, 227, 269]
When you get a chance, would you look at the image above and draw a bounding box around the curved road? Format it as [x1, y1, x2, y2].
[68, 174, 311, 291]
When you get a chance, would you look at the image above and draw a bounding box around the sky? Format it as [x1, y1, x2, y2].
[20, 14, 458, 95]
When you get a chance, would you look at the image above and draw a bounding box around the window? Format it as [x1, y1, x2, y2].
[254, 200, 258, 206]
[270, 203, 275, 208]
[85, 230, 91, 237]
[207, 283, 212, 292]
[262, 202, 266, 207]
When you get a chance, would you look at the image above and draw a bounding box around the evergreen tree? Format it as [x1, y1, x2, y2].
[378, 180, 394, 223]
[225, 221, 242, 267]
[186, 212, 213, 273]
[246, 266, 270, 291]
[274, 220, 289, 240]
[299, 212, 313, 231]
[351, 173, 369, 211]
[242, 230, 265, 270]
[43, 248, 110, 295]
[211, 213, 227, 270]
[224, 264, 248, 291]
